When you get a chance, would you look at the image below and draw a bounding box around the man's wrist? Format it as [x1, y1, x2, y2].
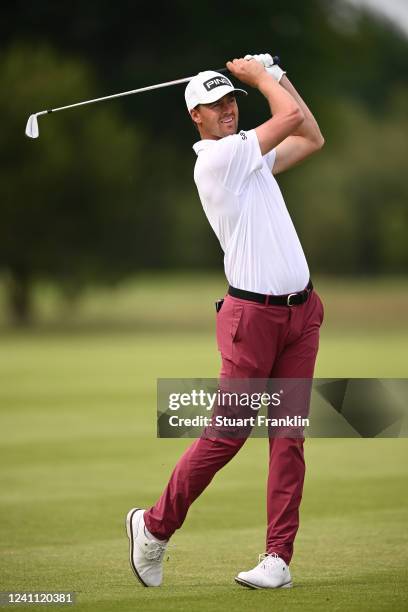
[255, 71, 278, 91]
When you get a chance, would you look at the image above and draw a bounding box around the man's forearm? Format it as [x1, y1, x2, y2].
[257, 73, 303, 122]
[279, 75, 324, 145]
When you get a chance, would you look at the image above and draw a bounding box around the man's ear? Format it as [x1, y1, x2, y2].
[190, 107, 201, 127]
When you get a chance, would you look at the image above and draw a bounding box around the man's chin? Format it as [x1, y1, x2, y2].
[220, 123, 237, 137]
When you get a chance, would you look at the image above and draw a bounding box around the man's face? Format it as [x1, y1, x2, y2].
[191, 93, 239, 140]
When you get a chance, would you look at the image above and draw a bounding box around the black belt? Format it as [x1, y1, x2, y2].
[228, 280, 313, 306]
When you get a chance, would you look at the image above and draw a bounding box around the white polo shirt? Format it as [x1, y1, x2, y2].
[192, 129, 310, 295]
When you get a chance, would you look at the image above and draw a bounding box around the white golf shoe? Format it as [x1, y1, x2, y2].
[126, 508, 168, 587]
[235, 553, 292, 589]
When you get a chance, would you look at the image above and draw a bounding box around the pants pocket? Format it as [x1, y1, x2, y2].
[216, 298, 245, 361]
[314, 292, 325, 325]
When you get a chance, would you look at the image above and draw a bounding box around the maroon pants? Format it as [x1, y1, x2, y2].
[144, 289, 324, 565]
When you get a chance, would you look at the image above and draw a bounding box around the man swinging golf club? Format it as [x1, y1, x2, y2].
[126, 53, 325, 589]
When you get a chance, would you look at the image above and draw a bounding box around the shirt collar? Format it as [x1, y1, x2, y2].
[192, 139, 218, 155]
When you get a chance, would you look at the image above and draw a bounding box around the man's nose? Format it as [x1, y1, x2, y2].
[221, 100, 234, 112]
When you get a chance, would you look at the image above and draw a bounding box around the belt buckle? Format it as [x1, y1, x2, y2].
[287, 293, 297, 306]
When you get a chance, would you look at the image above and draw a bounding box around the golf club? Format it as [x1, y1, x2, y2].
[25, 57, 280, 139]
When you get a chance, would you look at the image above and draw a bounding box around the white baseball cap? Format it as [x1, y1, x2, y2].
[185, 70, 247, 112]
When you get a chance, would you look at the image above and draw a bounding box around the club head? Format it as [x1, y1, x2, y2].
[25, 114, 39, 139]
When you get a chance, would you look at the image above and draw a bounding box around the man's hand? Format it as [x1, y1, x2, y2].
[244, 53, 286, 83]
[226, 57, 271, 89]
[244, 53, 274, 68]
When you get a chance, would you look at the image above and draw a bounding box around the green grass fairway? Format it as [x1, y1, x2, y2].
[1, 277, 408, 611]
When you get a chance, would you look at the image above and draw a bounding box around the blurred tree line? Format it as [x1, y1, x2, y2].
[1, 0, 407, 323]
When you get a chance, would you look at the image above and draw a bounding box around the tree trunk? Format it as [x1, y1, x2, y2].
[7, 267, 32, 326]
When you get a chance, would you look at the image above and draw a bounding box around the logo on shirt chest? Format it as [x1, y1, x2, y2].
[203, 76, 232, 91]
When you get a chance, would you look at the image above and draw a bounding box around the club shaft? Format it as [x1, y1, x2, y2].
[42, 68, 228, 115]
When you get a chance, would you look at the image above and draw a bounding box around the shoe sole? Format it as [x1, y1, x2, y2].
[235, 576, 292, 590]
[126, 507, 148, 587]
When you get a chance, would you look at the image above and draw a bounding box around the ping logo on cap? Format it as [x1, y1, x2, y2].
[203, 76, 232, 91]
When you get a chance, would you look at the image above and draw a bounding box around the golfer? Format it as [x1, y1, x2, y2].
[126, 54, 325, 589]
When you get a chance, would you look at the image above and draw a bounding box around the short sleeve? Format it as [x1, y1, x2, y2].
[205, 129, 263, 193]
[264, 148, 277, 172]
